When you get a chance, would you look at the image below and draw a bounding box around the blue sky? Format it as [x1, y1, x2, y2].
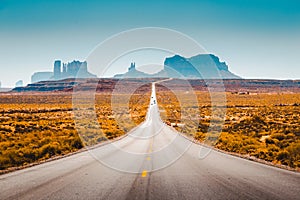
[0, 0, 300, 87]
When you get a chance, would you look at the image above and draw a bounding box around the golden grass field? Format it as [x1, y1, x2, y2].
[0, 86, 150, 171]
[156, 84, 300, 169]
[0, 82, 299, 172]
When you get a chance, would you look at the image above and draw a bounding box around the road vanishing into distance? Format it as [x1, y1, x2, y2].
[1, 83, 299, 200]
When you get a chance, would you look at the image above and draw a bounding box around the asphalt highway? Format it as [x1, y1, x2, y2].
[0, 83, 299, 200]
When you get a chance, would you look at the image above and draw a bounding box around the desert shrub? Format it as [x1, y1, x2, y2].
[272, 133, 286, 141]
[0, 90, 150, 171]
[156, 89, 300, 169]
[71, 137, 83, 149]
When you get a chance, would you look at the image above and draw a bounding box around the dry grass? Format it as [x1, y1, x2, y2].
[1, 81, 299, 171]
[0, 85, 150, 171]
[156, 85, 300, 169]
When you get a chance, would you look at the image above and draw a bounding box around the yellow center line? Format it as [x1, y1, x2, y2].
[146, 156, 151, 161]
[148, 140, 153, 153]
[141, 170, 148, 177]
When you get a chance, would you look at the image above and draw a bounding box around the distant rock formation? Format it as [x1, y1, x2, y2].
[115, 54, 241, 79]
[11, 78, 300, 93]
[53, 60, 62, 79]
[52, 60, 97, 80]
[15, 80, 23, 87]
[31, 72, 53, 83]
[114, 62, 152, 78]
[0, 81, 12, 92]
[13, 79, 80, 92]
[31, 60, 97, 83]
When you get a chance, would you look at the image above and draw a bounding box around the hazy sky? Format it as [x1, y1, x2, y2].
[0, 0, 299, 87]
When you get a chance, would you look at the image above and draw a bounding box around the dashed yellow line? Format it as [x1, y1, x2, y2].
[148, 140, 153, 153]
[141, 170, 148, 177]
[146, 156, 151, 161]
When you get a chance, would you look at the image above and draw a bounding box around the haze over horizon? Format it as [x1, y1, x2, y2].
[0, 0, 300, 87]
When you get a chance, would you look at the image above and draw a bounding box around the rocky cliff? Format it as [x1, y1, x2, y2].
[115, 54, 241, 79]
[159, 54, 240, 79]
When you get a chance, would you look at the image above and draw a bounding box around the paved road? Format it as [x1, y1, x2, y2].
[1, 83, 299, 200]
